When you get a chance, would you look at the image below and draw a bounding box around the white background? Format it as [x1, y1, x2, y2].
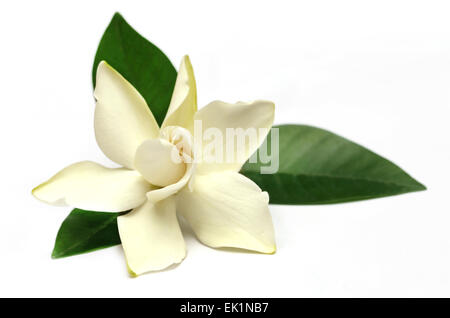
[0, 0, 449, 297]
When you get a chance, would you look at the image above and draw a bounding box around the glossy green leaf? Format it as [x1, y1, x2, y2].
[52, 209, 122, 259]
[241, 124, 426, 204]
[93, 12, 176, 125]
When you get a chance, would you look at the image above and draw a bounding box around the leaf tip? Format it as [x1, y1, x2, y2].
[112, 12, 124, 21]
[51, 249, 62, 259]
[407, 175, 427, 192]
[416, 182, 427, 191]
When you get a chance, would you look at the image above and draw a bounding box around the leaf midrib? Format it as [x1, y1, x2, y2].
[53, 215, 119, 258]
[242, 170, 424, 190]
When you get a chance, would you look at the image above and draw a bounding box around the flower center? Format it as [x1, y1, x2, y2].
[160, 126, 193, 161]
[134, 126, 193, 188]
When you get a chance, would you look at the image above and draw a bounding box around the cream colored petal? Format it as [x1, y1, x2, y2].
[118, 197, 186, 275]
[134, 138, 186, 187]
[177, 171, 276, 253]
[94, 61, 160, 169]
[32, 161, 152, 212]
[161, 55, 197, 133]
[146, 162, 195, 203]
[194, 100, 275, 174]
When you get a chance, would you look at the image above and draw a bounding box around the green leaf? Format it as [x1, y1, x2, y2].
[52, 209, 122, 259]
[241, 124, 426, 204]
[93, 12, 177, 125]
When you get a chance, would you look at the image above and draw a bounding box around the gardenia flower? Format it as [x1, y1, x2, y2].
[32, 56, 276, 276]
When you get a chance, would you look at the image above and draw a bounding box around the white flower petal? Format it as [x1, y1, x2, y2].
[32, 161, 152, 212]
[134, 138, 186, 187]
[146, 162, 195, 203]
[177, 171, 276, 253]
[194, 100, 275, 174]
[118, 197, 186, 275]
[94, 61, 160, 169]
[161, 55, 197, 133]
